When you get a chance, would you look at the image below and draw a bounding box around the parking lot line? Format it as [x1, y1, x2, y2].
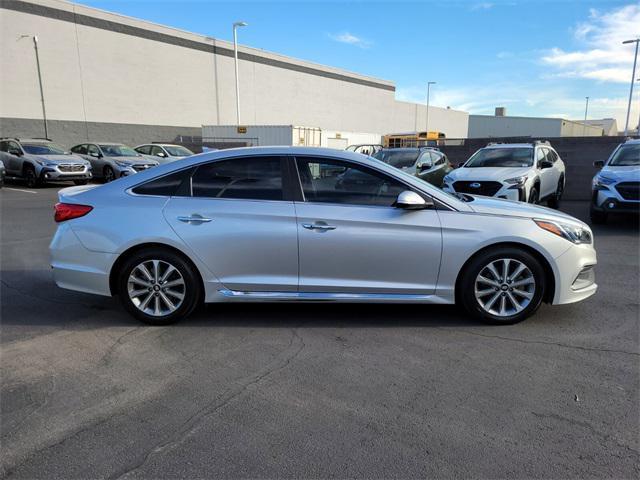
[3, 187, 38, 194]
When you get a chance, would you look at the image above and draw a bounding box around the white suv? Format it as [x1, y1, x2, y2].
[443, 142, 566, 208]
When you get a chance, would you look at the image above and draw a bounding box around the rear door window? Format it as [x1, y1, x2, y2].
[191, 156, 284, 201]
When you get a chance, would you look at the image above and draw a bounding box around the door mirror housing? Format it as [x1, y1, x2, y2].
[394, 191, 433, 210]
[539, 160, 553, 169]
[593, 160, 605, 169]
[8, 148, 22, 156]
[90, 151, 101, 158]
[417, 161, 432, 172]
[156, 151, 167, 157]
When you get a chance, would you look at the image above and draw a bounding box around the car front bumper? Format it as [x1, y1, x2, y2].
[551, 242, 597, 305]
[443, 183, 527, 201]
[591, 187, 639, 213]
[41, 166, 92, 181]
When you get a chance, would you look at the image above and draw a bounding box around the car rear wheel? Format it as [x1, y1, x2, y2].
[117, 248, 201, 325]
[459, 247, 546, 325]
[547, 179, 563, 209]
[103, 166, 115, 183]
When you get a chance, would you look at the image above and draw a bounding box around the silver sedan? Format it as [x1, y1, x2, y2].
[50, 147, 597, 325]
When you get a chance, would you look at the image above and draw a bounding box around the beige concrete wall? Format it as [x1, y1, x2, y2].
[1, 0, 468, 139]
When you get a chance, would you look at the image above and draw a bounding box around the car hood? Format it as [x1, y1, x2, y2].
[109, 156, 157, 165]
[449, 166, 531, 182]
[598, 165, 640, 180]
[468, 195, 586, 226]
[32, 154, 87, 164]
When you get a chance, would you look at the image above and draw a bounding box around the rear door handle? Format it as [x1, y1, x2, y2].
[177, 214, 213, 224]
[302, 223, 336, 231]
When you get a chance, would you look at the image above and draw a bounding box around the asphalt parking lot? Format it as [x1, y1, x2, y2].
[1, 181, 638, 479]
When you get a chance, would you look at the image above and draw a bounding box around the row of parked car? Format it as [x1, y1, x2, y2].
[1, 136, 638, 225]
[355, 138, 639, 224]
[0, 138, 194, 188]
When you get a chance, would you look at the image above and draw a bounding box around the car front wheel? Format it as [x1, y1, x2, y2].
[459, 247, 546, 325]
[117, 248, 201, 325]
[528, 187, 539, 204]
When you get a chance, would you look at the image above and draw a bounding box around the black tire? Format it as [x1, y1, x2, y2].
[103, 166, 116, 183]
[117, 248, 201, 325]
[74, 180, 88, 186]
[528, 187, 539, 204]
[458, 247, 546, 325]
[24, 167, 40, 188]
[547, 178, 563, 209]
[590, 206, 607, 224]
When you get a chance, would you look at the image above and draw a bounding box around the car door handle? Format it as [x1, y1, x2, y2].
[302, 223, 336, 231]
[177, 215, 213, 224]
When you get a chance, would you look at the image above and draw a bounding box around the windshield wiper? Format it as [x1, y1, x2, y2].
[453, 192, 474, 202]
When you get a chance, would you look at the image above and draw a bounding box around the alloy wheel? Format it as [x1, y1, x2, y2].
[127, 259, 185, 317]
[474, 258, 536, 317]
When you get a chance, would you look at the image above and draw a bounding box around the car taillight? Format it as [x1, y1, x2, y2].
[54, 203, 93, 222]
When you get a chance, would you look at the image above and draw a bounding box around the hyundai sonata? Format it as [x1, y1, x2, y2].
[50, 147, 596, 325]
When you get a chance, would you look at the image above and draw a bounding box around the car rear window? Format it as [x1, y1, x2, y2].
[132, 168, 194, 196]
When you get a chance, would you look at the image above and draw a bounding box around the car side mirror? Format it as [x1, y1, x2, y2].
[9, 149, 22, 156]
[593, 160, 604, 169]
[417, 162, 432, 171]
[90, 152, 101, 158]
[157, 152, 167, 157]
[394, 191, 433, 210]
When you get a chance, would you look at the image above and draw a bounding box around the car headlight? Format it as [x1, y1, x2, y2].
[592, 175, 616, 189]
[115, 160, 133, 168]
[534, 219, 592, 244]
[505, 175, 528, 186]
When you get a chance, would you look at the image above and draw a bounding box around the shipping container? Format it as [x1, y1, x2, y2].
[202, 125, 382, 150]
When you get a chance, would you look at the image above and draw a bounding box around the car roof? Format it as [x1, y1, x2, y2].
[484, 143, 534, 149]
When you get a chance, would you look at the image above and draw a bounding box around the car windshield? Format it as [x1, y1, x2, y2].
[609, 144, 640, 166]
[21, 143, 67, 155]
[465, 148, 533, 168]
[164, 146, 193, 156]
[372, 150, 420, 168]
[99, 144, 139, 157]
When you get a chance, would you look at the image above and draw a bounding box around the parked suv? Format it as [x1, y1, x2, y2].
[372, 147, 452, 187]
[590, 138, 640, 224]
[0, 138, 92, 187]
[442, 142, 565, 208]
[71, 143, 159, 182]
[134, 143, 194, 164]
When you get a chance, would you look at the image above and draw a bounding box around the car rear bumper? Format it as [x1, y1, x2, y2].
[50, 223, 115, 296]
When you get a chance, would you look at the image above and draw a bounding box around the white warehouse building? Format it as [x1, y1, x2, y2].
[0, 0, 469, 148]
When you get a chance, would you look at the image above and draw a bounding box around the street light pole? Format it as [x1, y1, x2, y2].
[583, 96, 589, 136]
[622, 38, 639, 136]
[425, 81, 436, 133]
[233, 21, 247, 126]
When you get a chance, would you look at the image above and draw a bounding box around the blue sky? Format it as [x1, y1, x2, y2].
[79, 0, 640, 127]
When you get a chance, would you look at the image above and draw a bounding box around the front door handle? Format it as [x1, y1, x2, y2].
[302, 223, 336, 231]
[178, 214, 213, 224]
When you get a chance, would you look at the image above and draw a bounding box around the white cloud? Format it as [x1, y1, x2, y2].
[471, 2, 494, 11]
[395, 83, 639, 127]
[541, 3, 640, 83]
[328, 32, 371, 49]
